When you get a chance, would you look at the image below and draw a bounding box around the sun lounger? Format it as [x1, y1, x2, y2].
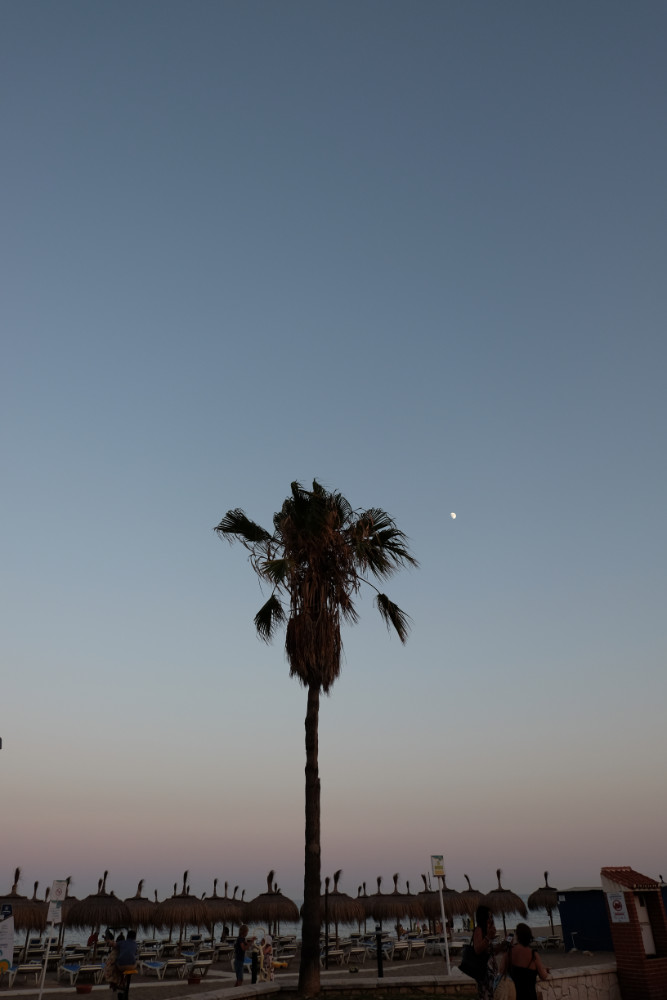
[346, 946, 367, 966]
[57, 962, 104, 985]
[390, 941, 410, 960]
[186, 959, 213, 978]
[7, 963, 44, 987]
[164, 958, 187, 978]
[140, 960, 166, 979]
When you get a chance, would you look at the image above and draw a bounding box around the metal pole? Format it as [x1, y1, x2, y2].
[36, 922, 53, 1000]
[437, 879, 451, 976]
[324, 876, 330, 970]
[375, 924, 384, 978]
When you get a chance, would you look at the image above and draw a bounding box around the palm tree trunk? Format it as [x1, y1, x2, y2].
[298, 682, 321, 996]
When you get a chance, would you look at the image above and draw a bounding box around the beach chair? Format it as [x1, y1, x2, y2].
[139, 960, 166, 979]
[186, 958, 213, 979]
[390, 941, 410, 960]
[8, 963, 43, 987]
[57, 962, 82, 985]
[163, 957, 187, 978]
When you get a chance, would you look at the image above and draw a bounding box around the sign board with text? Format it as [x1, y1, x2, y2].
[608, 892, 630, 923]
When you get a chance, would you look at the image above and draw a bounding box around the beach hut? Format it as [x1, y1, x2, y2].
[65, 872, 132, 938]
[527, 872, 559, 935]
[485, 869, 527, 933]
[245, 871, 299, 936]
[154, 872, 209, 944]
[557, 886, 613, 952]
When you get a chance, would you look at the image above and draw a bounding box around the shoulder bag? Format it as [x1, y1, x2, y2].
[459, 934, 488, 983]
[493, 944, 516, 1000]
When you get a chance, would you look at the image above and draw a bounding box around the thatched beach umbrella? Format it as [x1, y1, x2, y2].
[396, 876, 426, 930]
[460, 874, 485, 917]
[0, 874, 49, 959]
[0, 869, 29, 926]
[366, 875, 423, 932]
[154, 872, 209, 943]
[527, 872, 558, 935]
[230, 886, 247, 930]
[486, 869, 527, 933]
[418, 873, 466, 926]
[124, 880, 157, 932]
[317, 871, 364, 943]
[245, 870, 299, 935]
[416, 873, 440, 925]
[356, 883, 370, 933]
[204, 880, 242, 938]
[66, 872, 132, 935]
[56, 877, 78, 948]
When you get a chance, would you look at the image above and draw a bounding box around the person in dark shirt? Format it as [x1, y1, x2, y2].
[116, 930, 138, 970]
[233, 924, 255, 986]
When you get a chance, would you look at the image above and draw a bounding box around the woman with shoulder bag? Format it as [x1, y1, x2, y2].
[499, 923, 549, 1000]
[471, 905, 499, 1000]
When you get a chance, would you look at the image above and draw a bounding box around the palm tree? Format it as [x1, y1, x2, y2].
[215, 479, 416, 995]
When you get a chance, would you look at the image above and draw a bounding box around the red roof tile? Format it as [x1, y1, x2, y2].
[601, 867, 660, 890]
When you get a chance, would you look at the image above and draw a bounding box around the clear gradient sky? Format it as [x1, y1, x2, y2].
[2, 1, 666, 906]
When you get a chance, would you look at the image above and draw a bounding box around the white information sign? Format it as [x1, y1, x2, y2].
[0, 907, 14, 975]
[607, 892, 630, 923]
[50, 880, 68, 903]
[431, 855, 445, 878]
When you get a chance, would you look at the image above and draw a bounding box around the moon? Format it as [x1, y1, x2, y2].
[450, 512, 456, 519]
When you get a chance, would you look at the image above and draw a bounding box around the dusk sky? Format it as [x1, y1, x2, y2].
[2, 0, 666, 907]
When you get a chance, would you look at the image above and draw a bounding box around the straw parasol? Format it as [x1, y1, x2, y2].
[399, 877, 426, 929]
[66, 872, 133, 935]
[318, 871, 364, 943]
[366, 875, 423, 932]
[459, 874, 485, 917]
[527, 872, 559, 935]
[230, 886, 247, 929]
[417, 873, 467, 925]
[0, 874, 49, 960]
[245, 870, 299, 934]
[356, 883, 370, 933]
[56, 877, 78, 948]
[0, 869, 29, 927]
[154, 872, 209, 943]
[204, 879, 242, 938]
[486, 869, 527, 933]
[416, 873, 440, 925]
[124, 879, 157, 932]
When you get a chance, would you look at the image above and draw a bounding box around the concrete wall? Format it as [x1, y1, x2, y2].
[537, 963, 620, 1000]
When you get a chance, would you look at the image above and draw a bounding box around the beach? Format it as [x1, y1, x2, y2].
[1, 928, 614, 1000]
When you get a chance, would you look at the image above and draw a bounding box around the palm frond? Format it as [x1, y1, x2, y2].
[262, 558, 290, 586]
[254, 594, 286, 642]
[214, 509, 272, 543]
[376, 593, 412, 643]
[350, 511, 418, 579]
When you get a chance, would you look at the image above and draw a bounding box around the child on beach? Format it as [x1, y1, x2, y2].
[259, 934, 274, 981]
[233, 924, 255, 986]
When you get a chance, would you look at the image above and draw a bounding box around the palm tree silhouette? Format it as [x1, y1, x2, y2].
[215, 480, 416, 994]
